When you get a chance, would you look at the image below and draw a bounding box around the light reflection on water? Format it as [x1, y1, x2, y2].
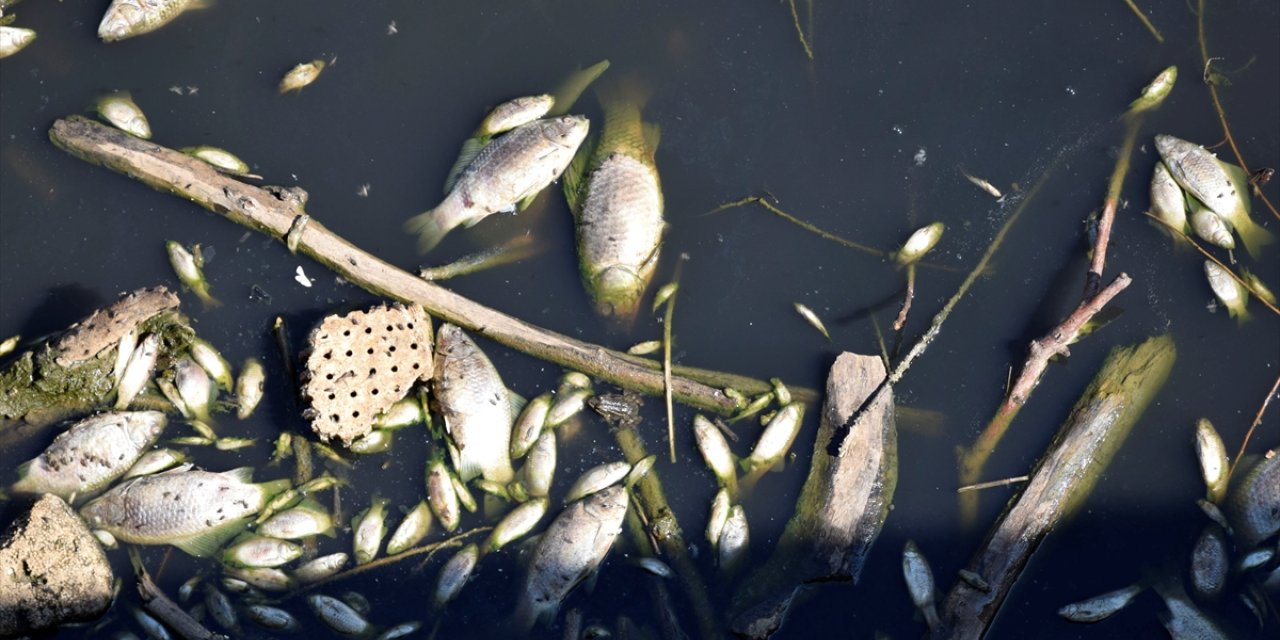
[1, 1, 1278, 638]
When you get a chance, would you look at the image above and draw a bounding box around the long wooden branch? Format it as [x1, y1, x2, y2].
[48, 116, 738, 415]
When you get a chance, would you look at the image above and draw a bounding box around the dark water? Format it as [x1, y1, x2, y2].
[2, 1, 1278, 638]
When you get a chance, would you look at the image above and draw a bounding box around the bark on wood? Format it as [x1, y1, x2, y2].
[936, 334, 1176, 639]
[731, 352, 898, 638]
[47, 116, 738, 415]
[131, 548, 228, 640]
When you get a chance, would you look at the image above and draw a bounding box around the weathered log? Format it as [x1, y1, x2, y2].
[936, 334, 1176, 638]
[47, 115, 741, 415]
[0, 286, 191, 447]
[730, 352, 898, 638]
[129, 548, 228, 640]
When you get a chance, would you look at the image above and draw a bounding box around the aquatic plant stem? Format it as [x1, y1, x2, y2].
[47, 116, 737, 416]
[893, 264, 917, 331]
[787, 0, 814, 60]
[1144, 212, 1280, 317]
[614, 423, 721, 640]
[1228, 371, 1280, 479]
[705, 195, 885, 256]
[291, 527, 489, 595]
[1122, 0, 1164, 44]
[1085, 116, 1142, 299]
[661, 259, 687, 463]
[1197, 0, 1280, 221]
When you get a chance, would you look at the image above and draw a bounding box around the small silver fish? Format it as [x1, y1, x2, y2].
[292, 552, 348, 584]
[902, 541, 940, 631]
[426, 456, 461, 532]
[189, 338, 233, 390]
[563, 460, 631, 504]
[894, 222, 945, 266]
[1190, 206, 1235, 250]
[181, 146, 260, 179]
[122, 447, 187, 479]
[1156, 583, 1228, 640]
[511, 393, 552, 460]
[257, 498, 335, 539]
[386, 499, 433, 555]
[11, 410, 167, 500]
[743, 402, 805, 471]
[376, 622, 424, 640]
[1156, 134, 1274, 258]
[234, 357, 265, 419]
[173, 357, 213, 423]
[693, 414, 737, 496]
[223, 535, 303, 569]
[204, 585, 238, 632]
[279, 59, 327, 94]
[1150, 161, 1190, 236]
[486, 497, 549, 553]
[244, 604, 299, 631]
[1057, 584, 1143, 623]
[1129, 65, 1177, 114]
[1204, 261, 1250, 321]
[1189, 526, 1228, 599]
[520, 429, 557, 498]
[546, 387, 592, 428]
[434, 543, 480, 609]
[116, 333, 160, 409]
[793, 303, 831, 340]
[352, 497, 389, 565]
[515, 485, 629, 630]
[706, 487, 731, 556]
[1226, 451, 1280, 547]
[718, 504, 750, 577]
[308, 593, 371, 636]
[1194, 418, 1229, 503]
[0, 25, 36, 58]
[405, 116, 590, 253]
[225, 566, 293, 592]
[95, 91, 151, 138]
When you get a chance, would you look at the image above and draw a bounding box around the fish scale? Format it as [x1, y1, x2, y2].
[11, 411, 167, 500]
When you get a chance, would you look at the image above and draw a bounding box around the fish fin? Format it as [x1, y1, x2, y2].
[173, 516, 250, 558]
[444, 137, 487, 195]
[222, 467, 255, 484]
[10, 461, 37, 494]
[562, 134, 595, 216]
[596, 76, 653, 114]
[642, 122, 661, 153]
[256, 478, 293, 501]
[189, 0, 215, 10]
[549, 59, 611, 117]
[0, 14, 16, 26]
[405, 207, 457, 254]
[1232, 213, 1275, 260]
[508, 392, 528, 421]
[1217, 159, 1253, 216]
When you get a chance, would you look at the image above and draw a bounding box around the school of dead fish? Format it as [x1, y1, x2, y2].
[1, 4, 1278, 639]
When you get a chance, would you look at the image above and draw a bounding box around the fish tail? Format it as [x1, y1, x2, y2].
[404, 206, 459, 254]
[512, 596, 556, 634]
[1233, 213, 1276, 259]
[194, 285, 222, 310]
[596, 75, 653, 113]
[256, 478, 293, 501]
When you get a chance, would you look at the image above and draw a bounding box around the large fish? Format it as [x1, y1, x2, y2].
[80, 466, 290, 557]
[405, 116, 589, 253]
[1226, 450, 1279, 547]
[514, 485, 629, 631]
[432, 324, 516, 483]
[564, 81, 665, 325]
[1155, 134, 1274, 258]
[11, 411, 167, 500]
[98, 0, 205, 43]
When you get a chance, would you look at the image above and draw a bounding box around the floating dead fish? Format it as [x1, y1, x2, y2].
[244, 604, 299, 631]
[95, 91, 151, 138]
[1190, 526, 1229, 599]
[515, 485, 629, 630]
[11, 410, 167, 500]
[635, 557, 673, 579]
[1204, 261, 1250, 321]
[894, 222, 945, 267]
[1057, 584, 1143, 623]
[521, 429, 557, 498]
[293, 552, 348, 584]
[235, 357, 265, 419]
[624, 454, 656, 488]
[486, 497, 548, 554]
[902, 540, 940, 631]
[1156, 583, 1228, 640]
[627, 340, 661, 355]
[1226, 450, 1280, 547]
[115, 333, 160, 409]
[279, 59, 327, 94]
[173, 357, 213, 423]
[451, 470, 478, 513]
[435, 543, 480, 609]
[308, 593, 371, 636]
[350, 428, 393, 454]
[1194, 418, 1229, 503]
[563, 460, 630, 504]
[373, 396, 424, 430]
[443, 95, 557, 194]
[257, 498, 335, 539]
[377, 621, 423, 640]
[189, 338, 233, 390]
[0, 24, 35, 58]
[1150, 161, 1190, 236]
[203, 585, 238, 632]
[962, 170, 1003, 198]
[546, 387, 592, 428]
[718, 504, 749, 577]
[386, 500, 433, 555]
[1241, 269, 1277, 306]
[98, 0, 204, 42]
[181, 145, 261, 179]
[226, 566, 293, 592]
[511, 393, 552, 460]
[433, 324, 516, 483]
[793, 303, 831, 340]
[1128, 65, 1177, 114]
[1157, 134, 1274, 258]
[122, 448, 187, 479]
[223, 535, 303, 569]
[426, 456, 461, 532]
[693, 414, 738, 496]
[0, 333, 21, 358]
[79, 466, 289, 557]
[1190, 204, 1235, 250]
[706, 487, 731, 556]
[405, 116, 589, 253]
[352, 497, 389, 565]
[743, 402, 805, 473]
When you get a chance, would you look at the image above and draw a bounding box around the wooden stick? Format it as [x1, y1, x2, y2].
[1085, 117, 1141, 299]
[46, 116, 737, 416]
[130, 548, 228, 640]
[956, 475, 1029, 494]
[1121, 0, 1164, 44]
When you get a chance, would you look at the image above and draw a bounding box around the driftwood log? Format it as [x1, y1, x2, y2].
[0, 286, 191, 447]
[46, 116, 745, 415]
[731, 352, 898, 638]
[936, 334, 1176, 638]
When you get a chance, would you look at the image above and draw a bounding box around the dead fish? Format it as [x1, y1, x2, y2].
[511, 393, 553, 460]
[743, 402, 805, 472]
[434, 543, 480, 609]
[1190, 203, 1235, 250]
[257, 498, 335, 539]
[1194, 418, 1229, 503]
[205, 585, 240, 633]
[893, 222, 945, 267]
[386, 499, 433, 555]
[562, 80, 664, 324]
[0, 24, 35, 58]
[1240, 269, 1277, 307]
[11, 410, 167, 500]
[1204, 261, 1250, 321]
[244, 604, 299, 631]
[122, 447, 187, 479]
[624, 454, 656, 488]
[902, 540, 940, 631]
[693, 414, 737, 496]
[563, 461, 630, 504]
[112, 328, 139, 385]
[181, 146, 261, 179]
[793, 303, 831, 340]
[190, 338, 234, 390]
[1156, 134, 1274, 258]
[405, 116, 589, 253]
[706, 487, 731, 556]
[173, 357, 213, 424]
[1155, 583, 1228, 640]
[350, 428, 394, 455]
[292, 552, 348, 584]
[426, 455, 461, 532]
[718, 504, 750, 577]
[279, 59, 327, 94]
[432, 324, 516, 483]
[1128, 65, 1177, 114]
[962, 170, 1003, 198]
[95, 91, 151, 138]
[521, 429, 557, 498]
[222, 535, 303, 569]
[486, 497, 549, 554]
[308, 593, 371, 636]
[376, 622, 424, 640]
[1057, 584, 1143, 623]
[225, 566, 293, 592]
[235, 357, 265, 419]
[1226, 450, 1280, 547]
[79, 466, 290, 557]
[373, 396, 424, 430]
[98, 0, 205, 42]
[352, 496, 389, 565]
[546, 387, 592, 428]
[116, 333, 160, 409]
[444, 95, 557, 194]
[1150, 161, 1191, 236]
[515, 485, 629, 631]
[1189, 526, 1228, 599]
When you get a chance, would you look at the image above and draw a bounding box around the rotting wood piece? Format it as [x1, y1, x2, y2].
[53, 287, 179, 367]
[936, 334, 1176, 639]
[300, 303, 432, 445]
[731, 352, 897, 639]
[47, 115, 737, 416]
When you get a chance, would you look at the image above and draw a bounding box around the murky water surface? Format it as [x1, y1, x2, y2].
[2, 1, 1278, 638]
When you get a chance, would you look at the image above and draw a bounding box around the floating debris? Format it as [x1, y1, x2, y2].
[792, 303, 831, 340]
[279, 59, 327, 94]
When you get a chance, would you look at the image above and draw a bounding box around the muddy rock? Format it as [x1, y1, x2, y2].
[0, 494, 115, 636]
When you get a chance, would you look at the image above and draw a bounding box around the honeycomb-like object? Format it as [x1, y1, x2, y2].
[300, 303, 432, 444]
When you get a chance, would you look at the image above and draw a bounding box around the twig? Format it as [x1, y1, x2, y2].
[47, 116, 738, 416]
[1144, 212, 1280, 317]
[1197, 0, 1280, 221]
[787, 0, 814, 60]
[1085, 117, 1142, 299]
[893, 264, 917, 331]
[956, 475, 1030, 493]
[661, 257, 687, 463]
[129, 547, 228, 640]
[290, 527, 489, 595]
[705, 195, 884, 256]
[1122, 0, 1164, 44]
[1228, 372, 1280, 479]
